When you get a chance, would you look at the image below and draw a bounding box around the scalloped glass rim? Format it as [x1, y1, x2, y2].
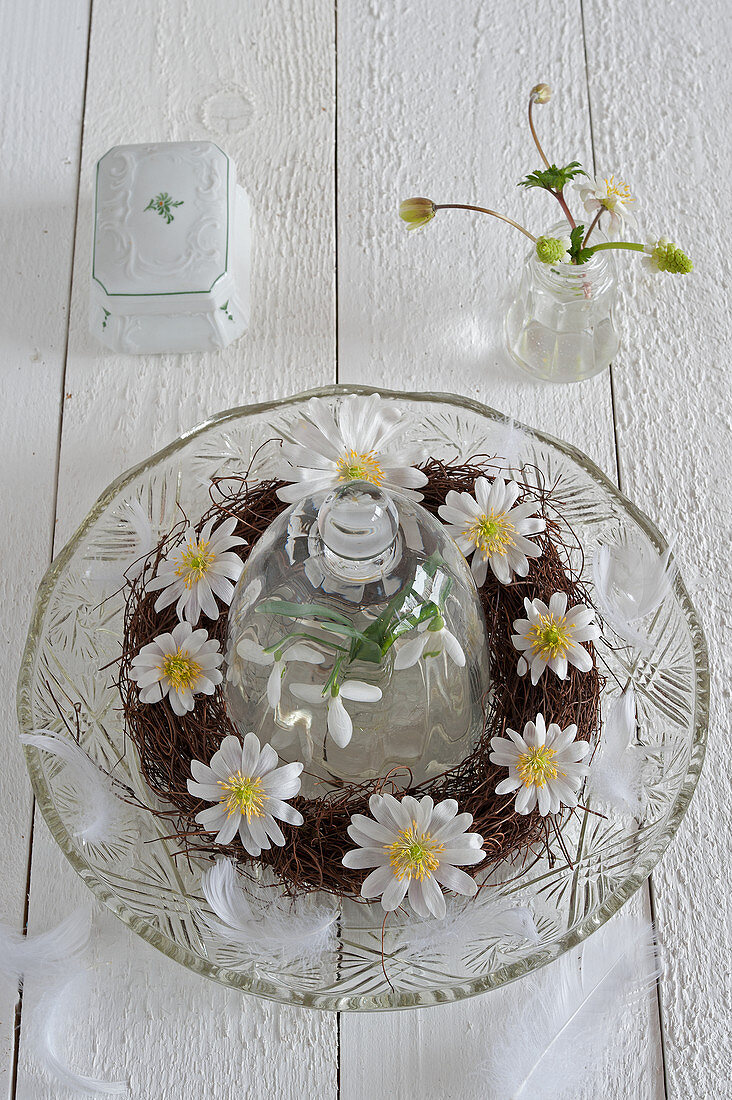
[17, 385, 709, 1012]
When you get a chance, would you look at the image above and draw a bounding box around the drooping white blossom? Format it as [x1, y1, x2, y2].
[393, 617, 465, 669]
[235, 637, 324, 708]
[289, 680, 382, 748]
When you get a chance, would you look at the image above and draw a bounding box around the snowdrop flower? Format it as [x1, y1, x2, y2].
[342, 793, 485, 919]
[512, 592, 600, 684]
[147, 516, 246, 624]
[276, 394, 428, 503]
[235, 637, 325, 708]
[130, 622, 223, 716]
[574, 174, 637, 230]
[641, 238, 693, 274]
[289, 680, 382, 748]
[188, 733, 304, 855]
[490, 713, 591, 816]
[393, 616, 466, 669]
[438, 476, 545, 586]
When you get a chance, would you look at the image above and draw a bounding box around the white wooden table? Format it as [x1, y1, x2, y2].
[1, 1, 729, 1096]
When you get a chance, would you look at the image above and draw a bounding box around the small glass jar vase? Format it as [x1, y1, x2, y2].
[505, 226, 620, 383]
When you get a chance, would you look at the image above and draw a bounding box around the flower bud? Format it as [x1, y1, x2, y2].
[536, 235, 570, 264]
[644, 238, 693, 274]
[399, 197, 436, 230]
[530, 83, 552, 104]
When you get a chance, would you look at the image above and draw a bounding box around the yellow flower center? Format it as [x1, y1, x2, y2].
[336, 448, 384, 485]
[602, 176, 633, 204]
[160, 649, 202, 692]
[218, 772, 266, 820]
[175, 537, 215, 588]
[386, 821, 444, 881]
[526, 613, 572, 660]
[517, 744, 560, 788]
[465, 510, 516, 558]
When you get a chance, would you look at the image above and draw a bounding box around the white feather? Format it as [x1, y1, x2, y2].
[85, 497, 154, 587]
[21, 729, 124, 846]
[396, 895, 539, 961]
[489, 418, 527, 471]
[481, 916, 661, 1099]
[200, 859, 337, 965]
[30, 975, 128, 1095]
[586, 685, 644, 815]
[0, 909, 90, 984]
[592, 538, 676, 653]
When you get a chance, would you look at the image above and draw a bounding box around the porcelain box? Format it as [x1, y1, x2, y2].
[90, 140, 250, 354]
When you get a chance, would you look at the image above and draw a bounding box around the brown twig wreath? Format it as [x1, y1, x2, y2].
[118, 458, 603, 897]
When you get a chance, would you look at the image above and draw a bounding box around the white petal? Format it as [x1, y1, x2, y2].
[235, 638, 273, 666]
[214, 813, 240, 846]
[420, 872, 447, 918]
[290, 682, 327, 705]
[284, 643, 325, 665]
[266, 664, 283, 709]
[327, 697, 353, 747]
[393, 636, 426, 669]
[339, 681, 382, 702]
[433, 863, 478, 897]
[343, 847, 388, 869]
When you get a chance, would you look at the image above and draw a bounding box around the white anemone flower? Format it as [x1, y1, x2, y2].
[147, 516, 246, 625]
[276, 394, 428, 504]
[342, 793, 486, 919]
[289, 680, 382, 748]
[188, 732, 304, 855]
[438, 476, 545, 586]
[574, 174, 637, 231]
[393, 616, 465, 669]
[511, 592, 600, 684]
[130, 622, 223, 716]
[490, 714, 591, 816]
[235, 637, 325, 708]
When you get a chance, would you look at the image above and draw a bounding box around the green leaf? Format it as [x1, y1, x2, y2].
[256, 598, 354, 627]
[566, 224, 594, 264]
[518, 162, 587, 192]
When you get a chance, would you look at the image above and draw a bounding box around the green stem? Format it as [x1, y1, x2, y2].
[434, 204, 537, 242]
[584, 241, 644, 257]
[323, 655, 345, 696]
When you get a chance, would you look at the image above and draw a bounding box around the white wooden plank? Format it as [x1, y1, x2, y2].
[582, 1, 732, 1095]
[0, 0, 91, 1093]
[15, 0, 338, 1096]
[336, 1, 664, 1096]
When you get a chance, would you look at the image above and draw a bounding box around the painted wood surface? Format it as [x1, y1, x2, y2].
[1, 0, 728, 1096]
[583, 2, 732, 1093]
[335, 3, 662, 1097]
[0, 1, 91, 1093]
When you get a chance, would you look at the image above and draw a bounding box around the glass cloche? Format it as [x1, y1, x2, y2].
[225, 480, 490, 792]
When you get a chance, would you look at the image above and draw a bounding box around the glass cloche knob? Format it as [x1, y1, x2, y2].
[315, 482, 400, 582]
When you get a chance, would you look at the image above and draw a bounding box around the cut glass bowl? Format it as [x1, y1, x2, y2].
[17, 386, 708, 1011]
